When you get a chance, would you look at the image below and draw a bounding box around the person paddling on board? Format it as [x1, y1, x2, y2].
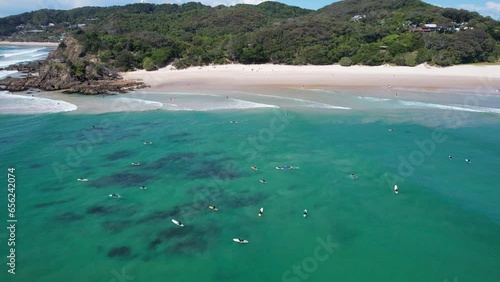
[303, 209, 308, 217]
[449, 155, 452, 160]
[394, 185, 399, 194]
[259, 179, 267, 184]
[465, 159, 471, 164]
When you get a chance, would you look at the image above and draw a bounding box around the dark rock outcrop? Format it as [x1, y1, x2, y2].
[0, 38, 147, 94]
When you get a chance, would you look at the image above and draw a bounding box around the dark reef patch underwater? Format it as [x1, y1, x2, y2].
[1, 107, 500, 282]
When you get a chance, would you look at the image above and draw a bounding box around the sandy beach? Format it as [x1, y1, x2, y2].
[0, 41, 59, 47]
[4, 61, 500, 115]
[123, 63, 500, 94]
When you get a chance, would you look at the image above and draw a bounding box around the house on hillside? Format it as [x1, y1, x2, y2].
[411, 27, 431, 32]
[351, 15, 366, 22]
[424, 24, 437, 31]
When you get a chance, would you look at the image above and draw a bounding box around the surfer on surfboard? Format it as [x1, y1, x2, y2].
[172, 219, 184, 227]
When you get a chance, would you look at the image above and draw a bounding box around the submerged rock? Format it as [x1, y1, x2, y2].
[107, 246, 132, 258]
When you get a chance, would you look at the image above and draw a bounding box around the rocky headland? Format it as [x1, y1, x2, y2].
[0, 38, 147, 94]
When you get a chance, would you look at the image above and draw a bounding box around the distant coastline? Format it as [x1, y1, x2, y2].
[0, 41, 59, 47]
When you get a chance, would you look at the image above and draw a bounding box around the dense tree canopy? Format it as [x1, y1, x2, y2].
[1, 0, 498, 70]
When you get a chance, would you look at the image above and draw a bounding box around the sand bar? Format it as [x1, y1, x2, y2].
[0, 41, 59, 47]
[123, 63, 500, 94]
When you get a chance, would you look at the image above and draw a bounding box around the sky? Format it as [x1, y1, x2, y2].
[0, 0, 499, 20]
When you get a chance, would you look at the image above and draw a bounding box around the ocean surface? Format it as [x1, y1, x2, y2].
[0, 45, 54, 70]
[1, 46, 500, 282]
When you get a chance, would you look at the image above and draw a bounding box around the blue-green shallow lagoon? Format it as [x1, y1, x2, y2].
[0, 108, 499, 282]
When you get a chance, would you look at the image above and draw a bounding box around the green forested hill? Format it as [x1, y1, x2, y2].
[1, 0, 499, 70]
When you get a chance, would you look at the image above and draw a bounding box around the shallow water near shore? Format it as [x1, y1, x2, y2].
[0, 100, 500, 282]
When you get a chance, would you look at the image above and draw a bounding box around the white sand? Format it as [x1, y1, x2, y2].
[123, 63, 500, 94]
[0, 41, 59, 47]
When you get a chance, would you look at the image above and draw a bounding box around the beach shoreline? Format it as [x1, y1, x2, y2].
[0, 41, 59, 47]
[3, 62, 500, 115]
[123, 63, 500, 95]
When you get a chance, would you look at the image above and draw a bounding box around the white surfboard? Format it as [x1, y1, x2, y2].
[77, 178, 88, 182]
[258, 207, 264, 217]
[209, 205, 218, 211]
[233, 238, 248, 244]
[172, 219, 184, 227]
[131, 162, 141, 166]
[394, 185, 399, 194]
[303, 209, 308, 218]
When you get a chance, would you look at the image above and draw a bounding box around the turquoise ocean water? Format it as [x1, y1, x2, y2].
[1, 46, 500, 282]
[0, 103, 500, 282]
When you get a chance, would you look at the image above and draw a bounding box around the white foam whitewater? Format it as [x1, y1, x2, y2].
[251, 94, 351, 110]
[162, 103, 194, 111]
[1, 47, 47, 58]
[0, 92, 77, 114]
[196, 98, 279, 111]
[0, 47, 53, 68]
[399, 100, 500, 114]
[276, 96, 351, 110]
[0, 70, 17, 79]
[109, 97, 164, 112]
[357, 96, 391, 102]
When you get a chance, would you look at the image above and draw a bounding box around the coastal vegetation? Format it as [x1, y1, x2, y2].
[0, 0, 499, 71]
